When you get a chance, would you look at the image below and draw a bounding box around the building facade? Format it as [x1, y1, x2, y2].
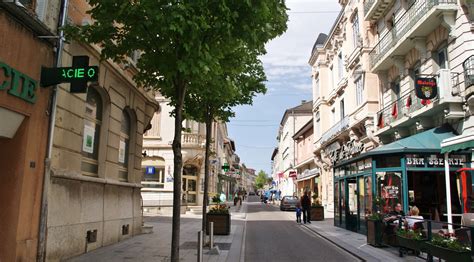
[0, 1, 59, 260]
[272, 101, 313, 197]
[44, 0, 158, 260]
[309, 0, 380, 219]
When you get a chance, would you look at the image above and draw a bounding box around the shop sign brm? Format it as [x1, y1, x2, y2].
[328, 139, 364, 163]
[0, 60, 39, 104]
[414, 77, 437, 99]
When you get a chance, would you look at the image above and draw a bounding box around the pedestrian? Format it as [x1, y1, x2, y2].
[296, 199, 302, 224]
[301, 191, 311, 224]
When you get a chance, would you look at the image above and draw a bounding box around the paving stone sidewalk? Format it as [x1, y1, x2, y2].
[68, 202, 247, 262]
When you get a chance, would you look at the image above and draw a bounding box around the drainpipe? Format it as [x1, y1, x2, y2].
[37, 0, 69, 261]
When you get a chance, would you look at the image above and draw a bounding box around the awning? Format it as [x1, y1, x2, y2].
[441, 133, 474, 154]
[142, 157, 165, 167]
[334, 125, 458, 168]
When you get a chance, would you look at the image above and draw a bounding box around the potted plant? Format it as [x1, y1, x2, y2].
[310, 192, 324, 221]
[424, 233, 472, 262]
[206, 195, 231, 235]
[396, 228, 426, 257]
[367, 197, 384, 247]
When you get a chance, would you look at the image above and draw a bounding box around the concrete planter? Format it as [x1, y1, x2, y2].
[367, 219, 383, 247]
[310, 206, 324, 221]
[424, 242, 472, 262]
[206, 213, 231, 235]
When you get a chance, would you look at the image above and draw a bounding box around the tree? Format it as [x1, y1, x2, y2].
[255, 170, 268, 189]
[183, 46, 267, 232]
[67, 1, 287, 261]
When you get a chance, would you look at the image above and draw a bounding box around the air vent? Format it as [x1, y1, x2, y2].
[122, 224, 130, 235]
[86, 229, 97, 243]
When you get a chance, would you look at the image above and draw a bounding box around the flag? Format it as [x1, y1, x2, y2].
[391, 103, 398, 118]
[406, 95, 412, 108]
[377, 112, 384, 128]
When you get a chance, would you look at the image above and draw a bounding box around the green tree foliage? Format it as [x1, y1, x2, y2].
[255, 170, 269, 189]
[66, 1, 287, 261]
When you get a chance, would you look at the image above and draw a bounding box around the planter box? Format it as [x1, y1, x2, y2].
[397, 235, 426, 252]
[424, 242, 472, 262]
[367, 219, 383, 247]
[310, 206, 324, 221]
[206, 213, 230, 235]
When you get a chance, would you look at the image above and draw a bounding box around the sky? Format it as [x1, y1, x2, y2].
[227, 0, 341, 175]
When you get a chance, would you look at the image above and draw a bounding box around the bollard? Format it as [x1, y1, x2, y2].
[197, 231, 203, 262]
[210, 222, 214, 248]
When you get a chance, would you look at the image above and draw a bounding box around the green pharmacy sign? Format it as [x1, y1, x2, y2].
[0, 60, 38, 104]
[41, 56, 99, 93]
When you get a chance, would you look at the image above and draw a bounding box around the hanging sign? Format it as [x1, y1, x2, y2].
[415, 77, 437, 99]
[145, 166, 155, 175]
[382, 185, 399, 199]
[328, 139, 364, 163]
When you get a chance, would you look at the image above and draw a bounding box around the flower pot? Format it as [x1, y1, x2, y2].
[424, 242, 472, 262]
[367, 219, 383, 247]
[206, 213, 231, 235]
[310, 206, 324, 221]
[397, 235, 426, 252]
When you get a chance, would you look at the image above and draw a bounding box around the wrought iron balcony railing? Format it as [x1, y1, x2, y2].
[369, 0, 457, 69]
[320, 116, 349, 145]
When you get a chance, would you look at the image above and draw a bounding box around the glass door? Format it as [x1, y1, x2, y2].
[358, 176, 372, 234]
[346, 178, 358, 232]
[182, 177, 197, 204]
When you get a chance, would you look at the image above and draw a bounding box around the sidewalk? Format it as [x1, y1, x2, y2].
[68, 201, 247, 262]
[302, 219, 425, 262]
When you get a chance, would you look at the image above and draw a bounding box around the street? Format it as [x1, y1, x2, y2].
[244, 196, 358, 262]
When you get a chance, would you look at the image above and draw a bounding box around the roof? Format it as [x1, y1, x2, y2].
[310, 33, 328, 57]
[279, 100, 313, 126]
[292, 119, 313, 140]
[334, 125, 458, 167]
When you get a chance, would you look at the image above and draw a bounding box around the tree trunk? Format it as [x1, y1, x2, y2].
[171, 80, 186, 262]
[202, 106, 212, 232]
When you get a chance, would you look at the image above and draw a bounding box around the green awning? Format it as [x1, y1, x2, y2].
[441, 133, 474, 154]
[369, 125, 457, 155]
[335, 125, 458, 168]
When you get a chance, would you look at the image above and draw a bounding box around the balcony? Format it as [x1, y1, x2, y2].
[182, 133, 205, 148]
[320, 116, 350, 146]
[369, 0, 457, 72]
[374, 69, 463, 136]
[364, 0, 395, 22]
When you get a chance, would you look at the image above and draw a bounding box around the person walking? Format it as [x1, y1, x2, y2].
[301, 191, 311, 224]
[296, 198, 302, 224]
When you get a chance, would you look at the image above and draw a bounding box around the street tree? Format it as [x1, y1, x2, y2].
[183, 46, 267, 232]
[255, 170, 268, 189]
[66, 1, 287, 261]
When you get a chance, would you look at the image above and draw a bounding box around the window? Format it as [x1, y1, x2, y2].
[118, 110, 131, 181]
[437, 46, 449, 70]
[315, 111, 320, 138]
[355, 77, 364, 106]
[314, 77, 320, 98]
[330, 66, 335, 91]
[81, 87, 102, 176]
[142, 167, 165, 188]
[331, 108, 336, 125]
[338, 52, 344, 80]
[352, 13, 360, 48]
[409, 62, 421, 90]
[340, 99, 345, 119]
[391, 79, 401, 103]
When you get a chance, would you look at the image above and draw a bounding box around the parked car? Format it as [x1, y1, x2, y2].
[249, 191, 256, 196]
[280, 196, 298, 211]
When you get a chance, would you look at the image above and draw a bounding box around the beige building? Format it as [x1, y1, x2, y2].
[309, 0, 380, 219]
[44, 0, 158, 260]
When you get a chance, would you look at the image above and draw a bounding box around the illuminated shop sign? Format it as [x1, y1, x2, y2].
[0, 60, 38, 104]
[414, 77, 437, 99]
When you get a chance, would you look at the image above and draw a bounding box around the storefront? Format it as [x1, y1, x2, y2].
[296, 168, 320, 197]
[333, 126, 472, 235]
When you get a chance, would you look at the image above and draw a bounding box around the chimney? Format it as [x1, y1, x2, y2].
[301, 100, 307, 104]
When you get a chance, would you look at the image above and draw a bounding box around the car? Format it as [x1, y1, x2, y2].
[248, 191, 256, 195]
[279, 196, 298, 211]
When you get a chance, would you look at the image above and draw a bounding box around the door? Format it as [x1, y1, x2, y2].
[346, 178, 358, 232]
[182, 177, 197, 205]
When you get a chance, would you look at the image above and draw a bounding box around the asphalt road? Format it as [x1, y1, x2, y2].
[244, 195, 358, 262]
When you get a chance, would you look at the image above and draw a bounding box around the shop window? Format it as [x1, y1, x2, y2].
[118, 110, 131, 181]
[81, 87, 102, 176]
[142, 167, 165, 188]
[377, 172, 402, 213]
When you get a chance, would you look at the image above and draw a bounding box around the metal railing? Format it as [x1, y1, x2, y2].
[320, 116, 349, 145]
[369, 0, 457, 68]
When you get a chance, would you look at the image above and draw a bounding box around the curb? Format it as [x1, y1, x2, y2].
[301, 224, 367, 262]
